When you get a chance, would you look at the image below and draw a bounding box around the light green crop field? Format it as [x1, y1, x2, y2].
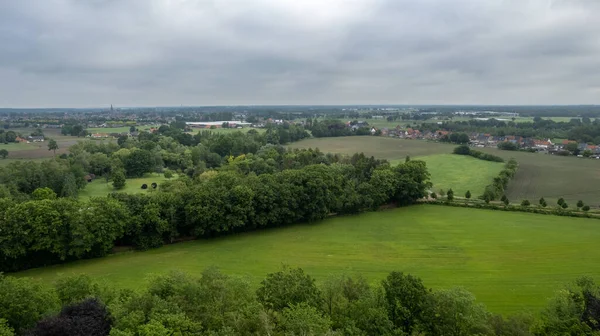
[289, 136, 455, 160]
[0, 142, 40, 152]
[78, 173, 175, 199]
[14, 205, 600, 314]
[86, 126, 158, 134]
[410, 154, 504, 196]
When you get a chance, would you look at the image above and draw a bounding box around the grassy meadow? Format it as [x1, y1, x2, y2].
[412, 154, 504, 196]
[290, 136, 600, 206]
[15, 205, 600, 314]
[78, 173, 174, 199]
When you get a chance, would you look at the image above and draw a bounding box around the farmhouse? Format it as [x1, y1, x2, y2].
[27, 136, 45, 142]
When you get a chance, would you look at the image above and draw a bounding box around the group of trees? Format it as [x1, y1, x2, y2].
[309, 120, 371, 137]
[453, 145, 504, 162]
[0, 152, 430, 271]
[421, 117, 600, 145]
[440, 132, 470, 144]
[2, 268, 599, 335]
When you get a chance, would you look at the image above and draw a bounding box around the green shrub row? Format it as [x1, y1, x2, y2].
[426, 200, 599, 220]
[453, 145, 504, 162]
[481, 158, 518, 201]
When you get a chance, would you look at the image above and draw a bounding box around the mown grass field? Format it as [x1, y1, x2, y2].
[410, 154, 504, 196]
[78, 173, 174, 199]
[290, 136, 600, 206]
[15, 205, 600, 314]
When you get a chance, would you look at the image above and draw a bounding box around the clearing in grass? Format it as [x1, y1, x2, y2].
[14, 205, 600, 314]
[78, 173, 174, 199]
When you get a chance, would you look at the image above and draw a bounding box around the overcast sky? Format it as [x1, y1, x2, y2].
[1, 0, 599, 107]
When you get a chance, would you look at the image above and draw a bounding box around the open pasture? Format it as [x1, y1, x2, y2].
[78, 173, 174, 199]
[410, 154, 504, 196]
[15, 205, 600, 314]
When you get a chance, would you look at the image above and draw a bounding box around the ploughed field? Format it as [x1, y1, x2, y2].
[15, 205, 600, 314]
[289, 136, 600, 205]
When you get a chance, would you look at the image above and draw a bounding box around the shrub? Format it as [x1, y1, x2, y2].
[557, 198, 565, 206]
[561, 202, 569, 209]
[521, 200, 531, 207]
[465, 190, 471, 199]
[582, 205, 590, 212]
[446, 189, 454, 201]
[141, 184, 148, 190]
[430, 192, 437, 199]
[577, 200, 584, 208]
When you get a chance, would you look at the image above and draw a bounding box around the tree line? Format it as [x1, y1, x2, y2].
[453, 145, 504, 162]
[1, 268, 599, 335]
[0, 153, 430, 271]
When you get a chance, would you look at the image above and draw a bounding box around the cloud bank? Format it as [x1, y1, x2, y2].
[0, 0, 599, 107]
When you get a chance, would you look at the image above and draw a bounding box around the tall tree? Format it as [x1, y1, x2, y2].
[47, 139, 59, 155]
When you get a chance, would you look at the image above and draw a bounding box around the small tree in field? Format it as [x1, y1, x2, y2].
[541, 200, 548, 208]
[501, 195, 507, 202]
[539, 197, 545, 206]
[557, 198, 565, 206]
[521, 199, 530, 207]
[430, 192, 437, 199]
[577, 200, 584, 209]
[112, 170, 126, 190]
[439, 189, 445, 197]
[405, 156, 410, 163]
[582, 205, 590, 212]
[446, 189, 454, 201]
[503, 197, 510, 206]
[465, 190, 471, 200]
[561, 202, 569, 209]
[0, 149, 7, 159]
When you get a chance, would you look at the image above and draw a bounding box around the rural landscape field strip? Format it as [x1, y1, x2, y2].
[15, 205, 600, 314]
[291, 136, 600, 205]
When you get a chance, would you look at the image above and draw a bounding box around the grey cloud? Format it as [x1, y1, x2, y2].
[0, 0, 599, 107]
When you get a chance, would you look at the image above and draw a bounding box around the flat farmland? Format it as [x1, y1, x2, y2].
[15, 205, 600, 314]
[477, 149, 600, 206]
[290, 136, 600, 206]
[289, 136, 454, 160]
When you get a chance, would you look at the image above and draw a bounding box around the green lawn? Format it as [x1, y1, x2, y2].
[14, 205, 600, 314]
[416, 154, 504, 196]
[0, 142, 40, 151]
[78, 173, 174, 199]
[86, 126, 159, 134]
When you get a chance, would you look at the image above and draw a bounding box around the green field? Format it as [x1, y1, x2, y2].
[86, 125, 158, 134]
[15, 205, 600, 314]
[290, 137, 600, 206]
[414, 154, 504, 196]
[78, 173, 174, 199]
[0, 142, 40, 151]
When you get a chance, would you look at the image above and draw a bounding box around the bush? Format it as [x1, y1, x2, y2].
[582, 205, 590, 212]
[446, 189, 454, 201]
[112, 170, 126, 190]
[577, 200, 584, 208]
[521, 200, 531, 207]
[498, 142, 519, 151]
[141, 184, 148, 190]
[430, 192, 437, 199]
